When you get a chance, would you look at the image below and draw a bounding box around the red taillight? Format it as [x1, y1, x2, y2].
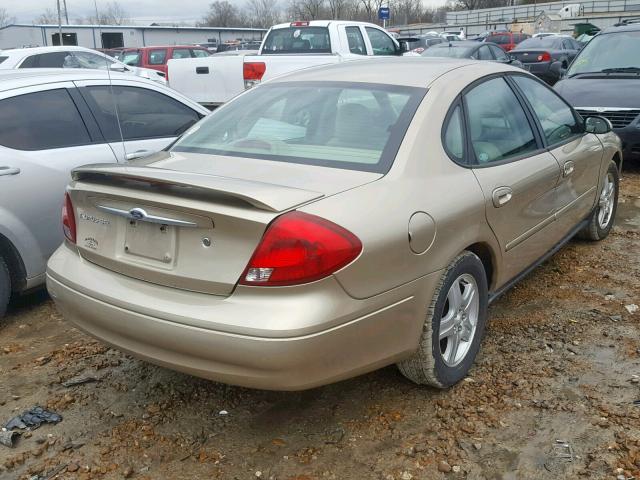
[290, 21, 309, 27]
[62, 192, 76, 244]
[243, 61, 266, 89]
[537, 52, 551, 62]
[413, 47, 425, 54]
[239, 212, 362, 287]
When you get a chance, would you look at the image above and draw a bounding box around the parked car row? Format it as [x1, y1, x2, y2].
[0, 17, 634, 394]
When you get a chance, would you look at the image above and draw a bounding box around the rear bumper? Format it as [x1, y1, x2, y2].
[522, 61, 555, 82]
[46, 243, 440, 390]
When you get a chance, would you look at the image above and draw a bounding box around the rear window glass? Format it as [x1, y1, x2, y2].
[422, 45, 472, 58]
[489, 35, 510, 44]
[172, 82, 426, 173]
[517, 37, 563, 49]
[0, 56, 7, 64]
[262, 27, 331, 54]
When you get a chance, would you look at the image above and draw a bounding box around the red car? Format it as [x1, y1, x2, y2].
[118, 46, 209, 76]
[484, 32, 531, 52]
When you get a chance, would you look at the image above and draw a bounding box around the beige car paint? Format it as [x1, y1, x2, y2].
[46, 58, 622, 390]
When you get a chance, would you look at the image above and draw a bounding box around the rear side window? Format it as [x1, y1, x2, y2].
[365, 27, 397, 56]
[81, 85, 200, 141]
[148, 49, 167, 65]
[346, 26, 366, 55]
[19, 52, 70, 68]
[444, 105, 465, 161]
[0, 89, 91, 150]
[0, 56, 7, 64]
[191, 49, 209, 58]
[464, 78, 538, 164]
[476, 46, 493, 60]
[512, 76, 581, 145]
[262, 27, 331, 54]
[172, 82, 425, 173]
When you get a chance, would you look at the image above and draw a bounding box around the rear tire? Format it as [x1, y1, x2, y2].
[397, 251, 488, 388]
[0, 255, 10, 318]
[579, 161, 619, 241]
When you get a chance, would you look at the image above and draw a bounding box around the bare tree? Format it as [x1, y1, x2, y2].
[245, 0, 282, 28]
[327, 0, 350, 19]
[288, 0, 326, 20]
[199, 1, 244, 27]
[36, 8, 59, 24]
[0, 7, 15, 27]
[84, 1, 130, 25]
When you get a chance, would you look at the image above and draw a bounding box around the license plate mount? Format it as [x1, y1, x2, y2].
[124, 220, 176, 264]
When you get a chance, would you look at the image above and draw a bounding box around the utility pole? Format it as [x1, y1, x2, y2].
[56, 0, 63, 45]
[63, 0, 69, 24]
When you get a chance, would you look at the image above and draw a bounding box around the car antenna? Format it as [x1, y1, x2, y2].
[93, 0, 127, 162]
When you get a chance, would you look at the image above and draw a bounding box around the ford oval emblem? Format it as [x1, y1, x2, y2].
[129, 208, 147, 220]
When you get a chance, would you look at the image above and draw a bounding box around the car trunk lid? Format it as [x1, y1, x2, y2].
[510, 50, 549, 63]
[68, 153, 380, 296]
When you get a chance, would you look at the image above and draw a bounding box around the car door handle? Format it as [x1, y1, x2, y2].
[492, 187, 513, 208]
[195, 66, 209, 74]
[563, 161, 575, 177]
[0, 166, 20, 176]
[125, 150, 153, 161]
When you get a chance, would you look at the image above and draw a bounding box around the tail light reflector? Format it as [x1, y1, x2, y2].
[537, 52, 551, 61]
[243, 61, 266, 89]
[62, 192, 76, 244]
[240, 212, 362, 287]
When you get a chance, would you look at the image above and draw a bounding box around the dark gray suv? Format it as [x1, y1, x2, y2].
[554, 20, 640, 164]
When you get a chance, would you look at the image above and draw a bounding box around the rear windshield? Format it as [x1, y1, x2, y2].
[262, 27, 331, 54]
[517, 37, 563, 49]
[422, 45, 473, 58]
[489, 34, 511, 44]
[172, 82, 426, 173]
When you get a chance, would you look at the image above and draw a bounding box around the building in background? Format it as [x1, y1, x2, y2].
[0, 24, 266, 50]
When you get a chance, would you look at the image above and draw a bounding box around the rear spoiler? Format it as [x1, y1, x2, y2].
[71, 164, 324, 213]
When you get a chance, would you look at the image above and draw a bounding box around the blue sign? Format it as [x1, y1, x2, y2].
[378, 7, 390, 20]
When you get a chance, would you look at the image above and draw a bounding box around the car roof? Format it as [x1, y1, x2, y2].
[0, 68, 155, 92]
[270, 20, 378, 29]
[602, 21, 640, 33]
[0, 45, 104, 56]
[121, 45, 207, 51]
[268, 57, 516, 88]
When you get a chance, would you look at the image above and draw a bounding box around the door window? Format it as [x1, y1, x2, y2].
[172, 49, 191, 59]
[191, 49, 209, 57]
[444, 105, 465, 161]
[148, 49, 167, 65]
[81, 85, 201, 141]
[489, 44, 509, 61]
[512, 76, 581, 146]
[345, 26, 366, 55]
[70, 51, 114, 69]
[476, 46, 493, 60]
[365, 27, 397, 56]
[0, 89, 91, 150]
[464, 77, 538, 164]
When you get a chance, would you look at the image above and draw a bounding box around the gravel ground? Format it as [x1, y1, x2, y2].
[1, 167, 639, 480]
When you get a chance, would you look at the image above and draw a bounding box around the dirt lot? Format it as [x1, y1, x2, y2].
[1, 168, 639, 480]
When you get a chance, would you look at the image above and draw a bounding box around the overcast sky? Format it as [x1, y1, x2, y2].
[8, 0, 446, 25]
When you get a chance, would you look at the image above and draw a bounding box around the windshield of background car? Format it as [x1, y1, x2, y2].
[262, 27, 331, 54]
[516, 37, 563, 49]
[567, 31, 640, 75]
[172, 82, 426, 173]
[421, 45, 472, 58]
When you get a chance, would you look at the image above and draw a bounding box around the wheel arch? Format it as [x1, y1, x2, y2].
[0, 232, 27, 293]
[463, 242, 497, 292]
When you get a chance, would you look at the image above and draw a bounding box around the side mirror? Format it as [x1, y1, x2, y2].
[549, 61, 564, 79]
[584, 115, 613, 134]
[109, 63, 127, 72]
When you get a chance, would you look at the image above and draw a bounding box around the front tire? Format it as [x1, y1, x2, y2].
[397, 251, 488, 388]
[579, 160, 619, 241]
[0, 255, 10, 318]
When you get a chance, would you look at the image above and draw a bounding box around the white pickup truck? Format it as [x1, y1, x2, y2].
[167, 20, 403, 108]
